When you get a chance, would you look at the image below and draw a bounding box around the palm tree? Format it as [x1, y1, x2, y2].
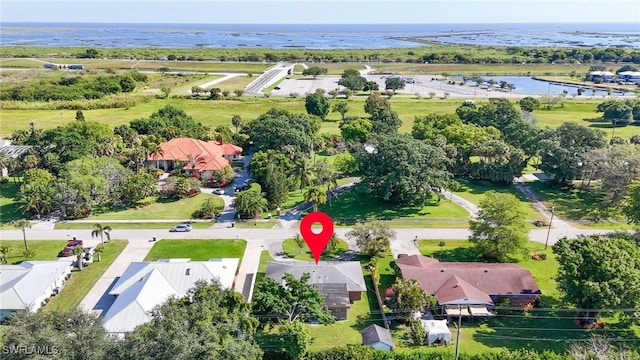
[148, 143, 164, 169]
[304, 186, 327, 212]
[186, 154, 206, 175]
[12, 219, 31, 252]
[314, 161, 339, 208]
[91, 223, 112, 248]
[233, 191, 268, 219]
[72, 245, 85, 271]
[0, 244, 12, 264]
[293, 158, 314, 191]
[231, 115, 243, 134]
[94, 244, 104, 262]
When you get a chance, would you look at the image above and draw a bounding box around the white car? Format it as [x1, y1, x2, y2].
[213, 188, 225, 195]
[170, 224, 192, 232]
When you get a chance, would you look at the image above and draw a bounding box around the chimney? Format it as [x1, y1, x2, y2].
[218, 136, 223, 145]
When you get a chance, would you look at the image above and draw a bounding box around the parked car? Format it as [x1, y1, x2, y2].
[170, 223, 192, 232]
[213, 188, 225, 195]
[60, 239, 85, 257]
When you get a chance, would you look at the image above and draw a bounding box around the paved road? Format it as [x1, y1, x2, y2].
[0, 226, 612, 247]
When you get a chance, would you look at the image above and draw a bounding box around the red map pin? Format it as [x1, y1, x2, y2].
[300, 211, 334, 265]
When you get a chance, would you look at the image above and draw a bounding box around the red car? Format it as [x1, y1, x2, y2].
[60, 239, 84, 257]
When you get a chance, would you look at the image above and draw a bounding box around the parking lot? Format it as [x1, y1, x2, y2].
[269, 74, 528, 99]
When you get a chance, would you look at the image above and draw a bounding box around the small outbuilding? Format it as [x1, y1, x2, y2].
[361, 324, 394, 351]
[421, 319, 452, 345]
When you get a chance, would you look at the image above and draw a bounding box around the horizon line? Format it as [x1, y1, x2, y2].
[2, 21, 637, 25]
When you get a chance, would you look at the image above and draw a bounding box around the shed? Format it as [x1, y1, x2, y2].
[421, 319, 452, 345]
[361, 324, 394, 351]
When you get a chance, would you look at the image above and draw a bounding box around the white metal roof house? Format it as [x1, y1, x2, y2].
[102, 258, 239, 334]
[587, 71, 615, 82]
[0, 261, 72, 321]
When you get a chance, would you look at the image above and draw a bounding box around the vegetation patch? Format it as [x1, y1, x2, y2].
[87, 193, 223, 220]
[281, 237, 349, 261]
[43, 240, 128, 312]
[317, 189, 469, 223]
[143, 239, 246, 261]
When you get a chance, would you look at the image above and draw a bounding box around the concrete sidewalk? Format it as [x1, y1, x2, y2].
[234, 240, 266, 301]
[79, 238, 155, 316]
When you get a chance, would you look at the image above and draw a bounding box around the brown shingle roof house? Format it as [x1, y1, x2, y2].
[148, 137, 242, 173]
[395, 255, 540, 306]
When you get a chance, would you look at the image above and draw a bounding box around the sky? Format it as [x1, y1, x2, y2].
[1, 0, 639, 24]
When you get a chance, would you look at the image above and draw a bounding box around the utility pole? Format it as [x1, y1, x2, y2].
[455, 304, 462, 360]
[544, 206, 555, 250]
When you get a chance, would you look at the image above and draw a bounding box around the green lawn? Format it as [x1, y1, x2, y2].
[170, 74, 223, 95]
[235, 220, 277, 228]
[0, 179, 22, 225]
[143, 239, 246, 261]
[43, 240, 128, 312]
[87, 193, 224, 220]
[453, 178, 545, 221]
[533, 100, 639, 140]
[281, 237, 349, 261]
[0, 240, 68, 263]
[54, 221, 213, 230]
[316, 189, 470, 222]
[525, 181, 631, 228]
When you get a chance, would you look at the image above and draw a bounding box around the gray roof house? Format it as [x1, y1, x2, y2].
[361, 324, 394, 351]
[102, 258, 239, 334]
[0, 261, 73, 321]
[265, 261, 366, 320]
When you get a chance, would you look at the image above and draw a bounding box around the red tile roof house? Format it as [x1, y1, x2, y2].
[147, 137, 242, 183]
[395, 255, 541, 317]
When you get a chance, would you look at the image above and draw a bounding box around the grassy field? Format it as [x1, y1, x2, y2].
[525, 181, 632, 228]
[43, 240, 128, 312]
[281, 237, 349, 261]
[86, 193, 224, 220]
[170, 74, 223, 95]
[2, 94, 632, 140]
[0, 179, 22, 225]
[532, 100, 640, 140]
[453, 178, 545, 221]
[317, 190, 470, 222]
[143, 239, 246, 261]
[0, 240, 68, 263]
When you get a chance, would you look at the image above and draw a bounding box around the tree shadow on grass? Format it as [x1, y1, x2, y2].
[320, 189, 446, 221]
[431, 246, 483, 262]
[0, 181, 22, 224]
[526, 182, 607, 221]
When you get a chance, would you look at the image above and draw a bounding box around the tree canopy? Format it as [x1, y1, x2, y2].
[469, 191, 529, 262]
[346, 221, 395, 258]
[355, 134, 451, 205]
[120, 281, 262, 360]
[553, 235, 640, 314]
[252, 273, 335, 324]
[305, 92, 330, 120]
